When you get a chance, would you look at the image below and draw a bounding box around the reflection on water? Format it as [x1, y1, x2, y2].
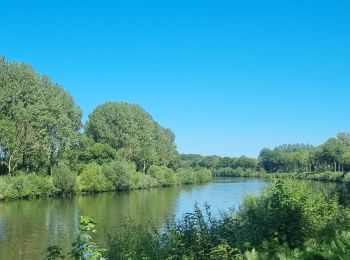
[0, 178, 268, 259]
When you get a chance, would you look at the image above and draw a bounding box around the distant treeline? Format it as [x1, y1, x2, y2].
[181, 132, 350, 181]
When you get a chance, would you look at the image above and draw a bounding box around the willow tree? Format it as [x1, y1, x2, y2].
[86, 102, 178, 172]
[0, 58, 82, 174]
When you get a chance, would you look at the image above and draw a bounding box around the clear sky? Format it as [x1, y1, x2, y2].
[1, 1, 350, 157]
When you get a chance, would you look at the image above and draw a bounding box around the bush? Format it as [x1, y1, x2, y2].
[105, 180, 350, 259]
[107, 204, 244, 259]
[46, 216, 106, 259]
[148, 165, 175, 186]
[102, 160, 135, 190]
[176, 168, 196, 184]
[0, 174, 57, 200]
[344, 172, 350, 183]
[80, 163, 112, 192]
[130, 172, 157, 189]
[194, 167, 212, 182]
[236, 180, 347, 250]
[107, 219, 162, 259]
[52, 163, 77, 195]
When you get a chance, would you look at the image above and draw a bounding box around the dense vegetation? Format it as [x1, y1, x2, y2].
[1, 57, 350, 201]
[2, 59, 350, 258]
[0, 58, 211, 200]
[181, 133, 350, 183]
[48, 180, 350, 259]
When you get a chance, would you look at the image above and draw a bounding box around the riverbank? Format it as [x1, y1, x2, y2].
[47, 179, 350, 259]
[213, 168, 350, 183]
[0, 177, 267, 259]
[0, 167, 212, 201]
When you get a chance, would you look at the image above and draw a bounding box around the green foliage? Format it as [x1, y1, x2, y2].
[130, 172, 158, 189]
[45, 246, 65, 260]
[106, 219, 162, 260]
[148, 165, 175, 186]
[257, 133, 350, 174]
[344, 172, 350, 183]
[181, 154, 258, 173]
[0, 119, 20, 173]
[71, 216, 106, 259]
[102, 160, 135, 190]
[105, 180, 350, 259]
[78, 141, 118, 165]
[161, 204, 223, 259]
[305, 171, 344, 182]
[79, 163, 112, 192]
[194, 167, 212, 182]
[52, 163, 77, 194]
[0, 58, 82, 174]
[46, 216, 106, 260]
[86, 102, 178, 172]
[176, 168, 196, 184]
[236, 180, 345, 251]
[0, 174, 57, 199]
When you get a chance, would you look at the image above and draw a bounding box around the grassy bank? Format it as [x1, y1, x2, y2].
[212, 167, 350, 183]
[0, 165, 212, 201]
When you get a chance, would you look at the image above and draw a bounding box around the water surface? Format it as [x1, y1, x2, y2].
[0, 178, 268, 259]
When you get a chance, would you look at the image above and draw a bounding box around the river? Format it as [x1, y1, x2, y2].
[1, 177, 345, 259]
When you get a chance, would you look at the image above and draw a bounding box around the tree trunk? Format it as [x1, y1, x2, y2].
[143, 161, 146, 174]
[7, 155, 12, 176]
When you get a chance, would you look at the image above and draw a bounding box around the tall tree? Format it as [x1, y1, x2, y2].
[86, 102, 178, 172]
[0, 58, 82, 173]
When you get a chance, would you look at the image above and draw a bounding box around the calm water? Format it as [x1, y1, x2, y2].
[0, 178, 268, 259]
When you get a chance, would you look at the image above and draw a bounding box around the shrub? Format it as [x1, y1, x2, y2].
[176, 168, 196, 184]
[130, 172, 157, 189]
[344, 172, 350, 183]
[52, 163, 77, 195]
[236, 180, 347, 250]
[80, 163, 112, 192]
[148, 165, 175, 186]
[194, 167, 212, 182]
[0, 174, 56, 200]
[102, 160, 135, 190]
[46, 216, 106, 259]
[104, 180, 350, 259]
[106, 219, 162, 259]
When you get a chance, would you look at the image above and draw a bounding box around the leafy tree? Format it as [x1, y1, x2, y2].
[79, 142, 118, 165]
[0, 119, 43, 174]
[0, 58, 82, 174]
[319, 138, 344, 172]
[86, 102, 177, 172]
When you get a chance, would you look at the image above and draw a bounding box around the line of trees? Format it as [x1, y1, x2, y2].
[1, 57, 350, 188]
[0, 58, 180, 178]
[0, 57, 214, 200]
[259, 133, 350, 173]
[181, 133, 350, 177]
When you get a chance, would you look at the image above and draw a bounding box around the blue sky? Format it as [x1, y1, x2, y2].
[1, 1, 350, 157]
